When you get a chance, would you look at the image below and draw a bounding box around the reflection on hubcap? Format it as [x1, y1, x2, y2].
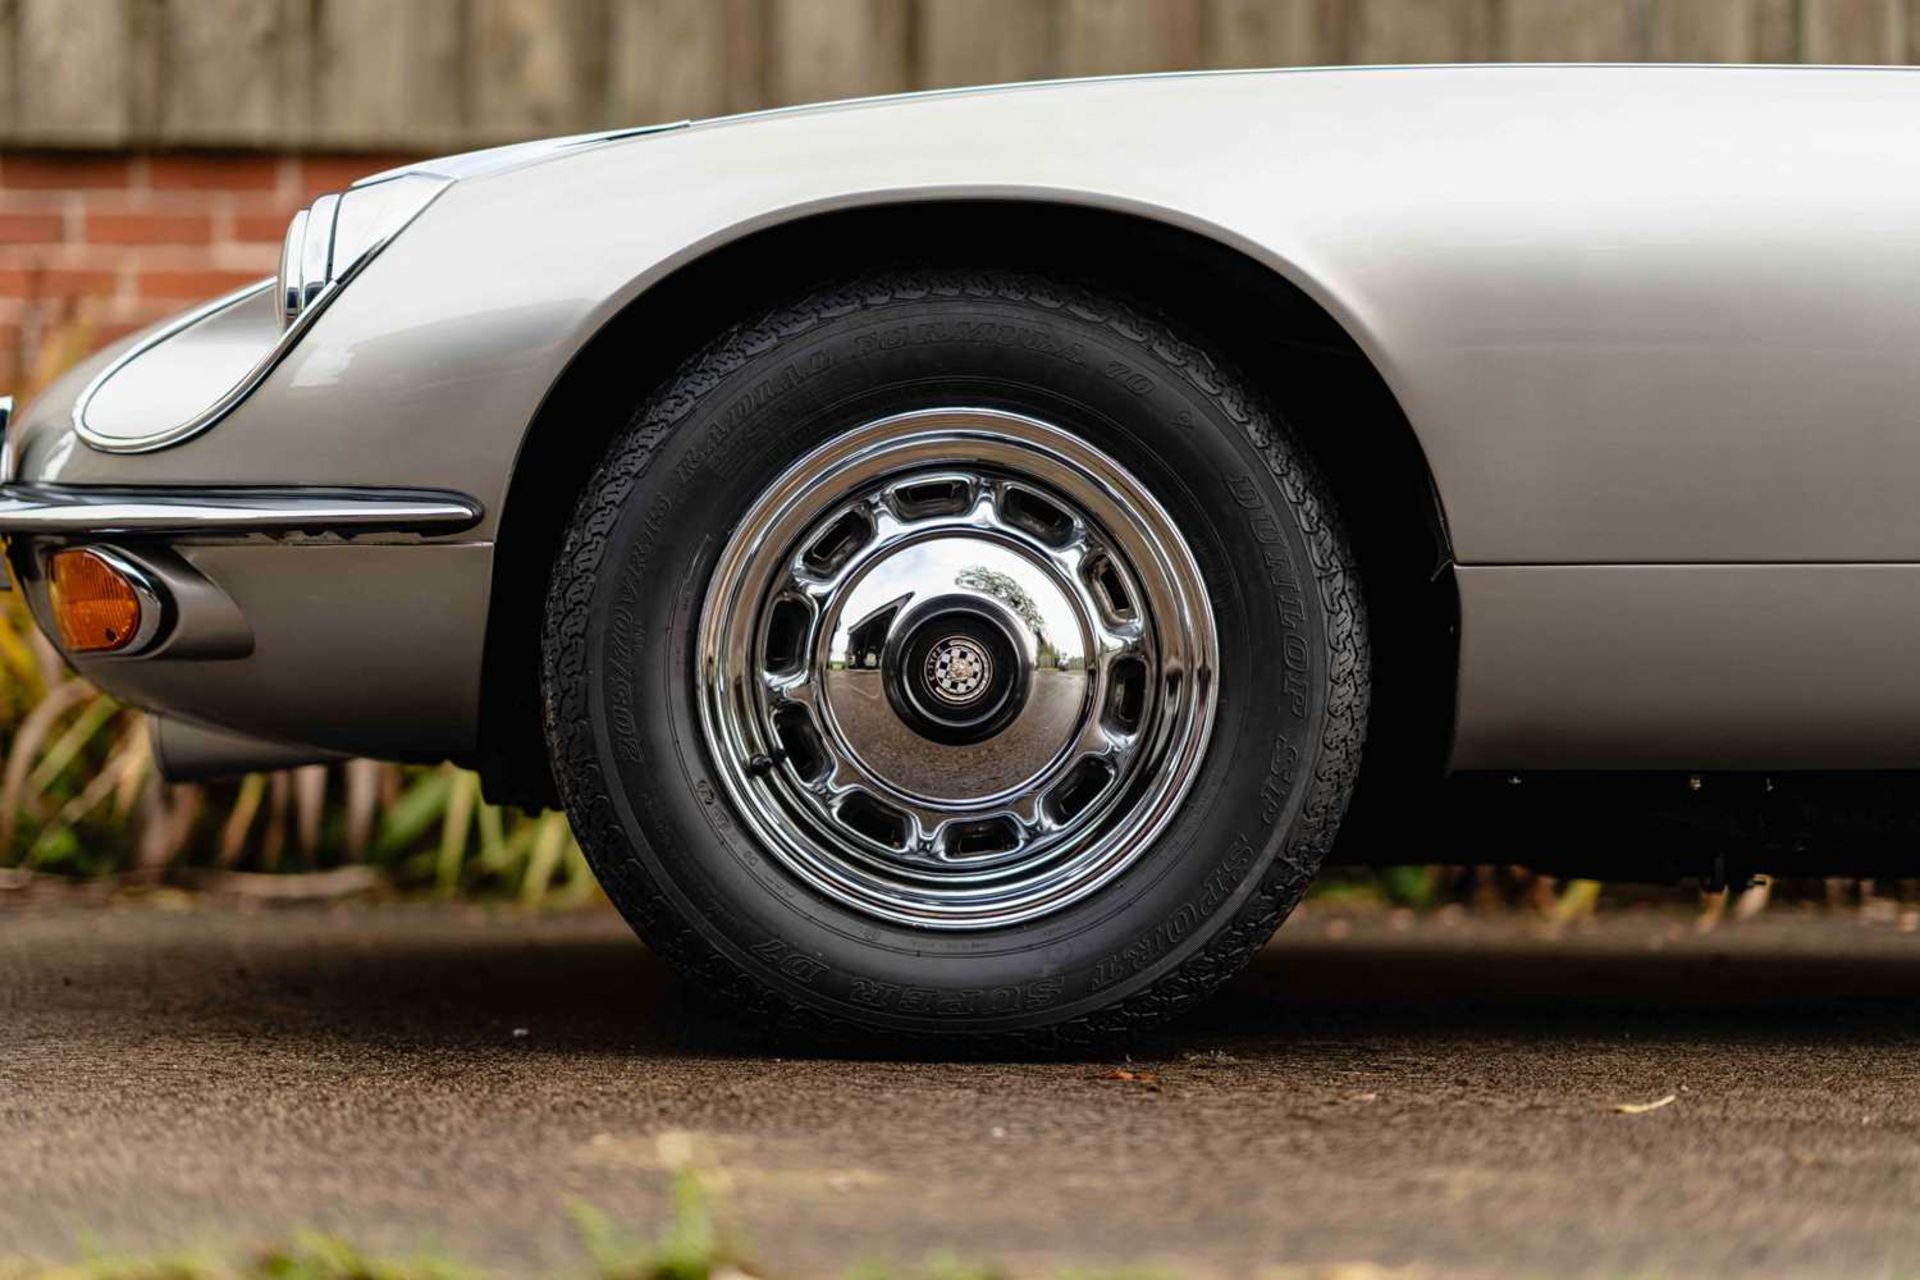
[696, 408, 1218, 930]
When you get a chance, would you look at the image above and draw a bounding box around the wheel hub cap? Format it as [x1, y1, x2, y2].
[697, 408, 1218, 930]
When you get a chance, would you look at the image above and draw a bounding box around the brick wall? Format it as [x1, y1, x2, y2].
[0, 151, 415, 393]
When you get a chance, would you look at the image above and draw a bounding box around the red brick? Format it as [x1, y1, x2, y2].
[0, 242, 134, 271]
[210, 245, 280, 274]
[231, 210, 300, 243]
[136, 267, 265, 301]
[85, 211, 215, 245]
[0, 212, 65, 245]
[147, 153, 284, 194]
[12, 266, 118, 299]
[0, 152, 132, 190]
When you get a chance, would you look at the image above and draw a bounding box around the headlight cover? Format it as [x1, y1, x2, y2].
[279, 173, 452, 329]
[69, 171, 453, 454]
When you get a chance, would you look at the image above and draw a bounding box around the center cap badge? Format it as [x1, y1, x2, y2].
[925, 636, 991, 705]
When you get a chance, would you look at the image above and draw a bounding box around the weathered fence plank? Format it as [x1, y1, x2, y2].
[0, 0, 16, 138]
[1351, 0, 1496, 63]
[1502, 0, 1643, 60]
[1801, 0, 1907, 62]
[156, 0, 308, 147]
[313, 0, 470, 151]
[609, 0, 747, 124]
[1059, 0, 1204, 76]
[766, 0, 911, 107]
[916, 0, 1057, 89]
[14, 0, 137, 145]
[1648, 0, 1796, 61]
[1203, 0, 1347, 68]
[467, 0, 607, 141]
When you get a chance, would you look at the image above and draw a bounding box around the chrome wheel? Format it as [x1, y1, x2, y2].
[697, 407, 1218, 930]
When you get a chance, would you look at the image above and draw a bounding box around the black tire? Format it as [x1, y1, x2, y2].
[541, 270, 1367, 1045]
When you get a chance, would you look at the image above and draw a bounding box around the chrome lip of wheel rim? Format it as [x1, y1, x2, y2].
[696, 408, 1219, 930]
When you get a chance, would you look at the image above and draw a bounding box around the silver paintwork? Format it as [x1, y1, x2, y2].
[0, 484, 480, 536]
[7, 66, 1920, 772]
[697, 409, 1216, 929]
[1454, 564, 1920, 769]
[13, 540, 494, 761]
[116, 544, 254, 661]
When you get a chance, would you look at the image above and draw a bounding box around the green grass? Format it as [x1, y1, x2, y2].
[0, 1169, 1172, 1280]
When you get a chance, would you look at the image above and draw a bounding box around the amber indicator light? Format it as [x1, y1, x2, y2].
[49, 549, 143, 653]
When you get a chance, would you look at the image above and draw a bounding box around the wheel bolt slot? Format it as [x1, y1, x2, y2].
[1106, 655, 1148, 731]
[764, 597, 811, 674]
[839, 791, 909, 848]
[773, 706, 827, 781]
[803, 508, 874, 575]
[999, 485, 1075, 545]
[1047, 756, 1117, 825]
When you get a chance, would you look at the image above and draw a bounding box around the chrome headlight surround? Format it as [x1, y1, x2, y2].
[279, 172, 452, 330]
[0, 395, 15, 485]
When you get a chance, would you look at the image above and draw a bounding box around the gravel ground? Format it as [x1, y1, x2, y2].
[4, 897, 1920, 1277]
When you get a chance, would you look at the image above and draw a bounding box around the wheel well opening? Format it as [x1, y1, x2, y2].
[476, 200, 1458, 832]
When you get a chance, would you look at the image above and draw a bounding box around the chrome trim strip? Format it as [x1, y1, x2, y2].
[278, 209, 309, 324]
[299, 192, 341, 314]
[0, 395, 14, 485]
[349, 120, 690, 188]
[0, 484, 483, 536]
[71, 175, 453, 456]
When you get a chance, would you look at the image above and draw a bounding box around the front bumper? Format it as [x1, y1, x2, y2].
[0, 481, 491, 771]
[1, 341, 494, 774]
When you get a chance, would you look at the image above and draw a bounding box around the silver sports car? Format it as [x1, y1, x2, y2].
[4, 65, 1915, 1040]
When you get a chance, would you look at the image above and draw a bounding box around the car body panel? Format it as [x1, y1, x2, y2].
[8, 64, 1920, 771]
[1455, 563, 1920, 769]
[11, 538, 491, 759]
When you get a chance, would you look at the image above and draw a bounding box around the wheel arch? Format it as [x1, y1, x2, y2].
[477, 197, 1458, 841]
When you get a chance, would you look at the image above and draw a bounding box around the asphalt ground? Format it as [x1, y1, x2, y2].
[4, 897, 1920, 1277]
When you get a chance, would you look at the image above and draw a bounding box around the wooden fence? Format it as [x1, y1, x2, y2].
[2, 0, 1917, 152]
